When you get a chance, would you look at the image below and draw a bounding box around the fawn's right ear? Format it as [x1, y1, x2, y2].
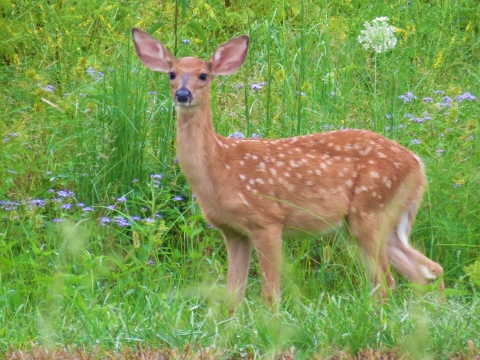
[132, 28, 175, 72]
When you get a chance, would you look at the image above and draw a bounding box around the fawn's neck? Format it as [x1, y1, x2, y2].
[175, 103, 221, 198]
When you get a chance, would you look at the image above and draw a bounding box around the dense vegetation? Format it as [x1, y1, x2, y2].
[1, 0, 479, 358]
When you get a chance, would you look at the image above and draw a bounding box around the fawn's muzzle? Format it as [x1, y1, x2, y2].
[175, 88, 192, 103]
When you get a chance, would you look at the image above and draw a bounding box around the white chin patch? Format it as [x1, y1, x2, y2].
[175, 101, 193, 107]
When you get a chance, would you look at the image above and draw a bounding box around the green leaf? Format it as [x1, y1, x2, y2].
[147, 21, 165, 35]
[0, 257, 13, 270]
[187, 22, 208, 52]
[179, 0, 187, 17]
[444, 288, 471, 297]
[180, 224, 193, 237]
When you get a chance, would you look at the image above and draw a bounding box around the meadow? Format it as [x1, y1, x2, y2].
[1, 0, 479, 358]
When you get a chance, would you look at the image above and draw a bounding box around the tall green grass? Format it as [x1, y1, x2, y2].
[1, 0, 479, 358]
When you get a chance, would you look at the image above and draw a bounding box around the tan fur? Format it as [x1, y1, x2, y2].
[132, 28, 444, 307]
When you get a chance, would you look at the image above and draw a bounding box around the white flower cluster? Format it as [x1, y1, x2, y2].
[358, 16, 397, 53]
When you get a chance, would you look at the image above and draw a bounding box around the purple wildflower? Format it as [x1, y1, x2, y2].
[251, 84, 263, 90]
[453, 182, 462, 188]
[8, 133, 18, 137]
[61, 203, 73, 210]
[7, 170, 16, 174]
[42, 85, 54, 93]
[100, 216, 111, 226]
[411, 117, 424, 123]
[148, 91, 157, 95]
[31, 199, 46, 207]
[3, 138, 8, 142]
[154, 213, 162, 218]
[117, 196, 127, 203]
[57, 190, 75, 198]
[77, 203, 85, 208]
[434, 90, 445, 94]
[86, 67, 96, 76]
[52, 218, 63, 223]
[173, 196, 183, 201]
[143, 217, 155, 223]
[115, 219, 130, 227]
[398, 92, 417, 103]
[97, 71, 104, 77]
[48, 189, 55, 193]
[150, 174, 163, 179]
[174, 158, 179, 164]
[82, 207, 94, 212]
[147, 259, 155, 265]
[423, 115, 433, 121]
[386, 125, 405, 131]
[436, 149, 444, 156]
[404, 113, 413, 118]
[410, 139, 421, 145]
[423, 97, 433, 103]
[385, 113, 392, 119]
[131, 216, 141, 221]
[227, 131, 245, 139]
[0, 200, 20, 211]
[456, 92, 476, 102]
[181, 39, 191, 44]
[107, 205, 115, 210]
[437, 96, 452, 109]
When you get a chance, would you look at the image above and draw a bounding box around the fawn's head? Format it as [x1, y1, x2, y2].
[132, 28, 249, 110]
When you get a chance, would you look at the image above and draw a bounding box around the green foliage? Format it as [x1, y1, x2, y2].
[1, 0, 480, 357]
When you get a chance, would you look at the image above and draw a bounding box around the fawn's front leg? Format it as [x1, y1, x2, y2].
[220, 227, 253, 309]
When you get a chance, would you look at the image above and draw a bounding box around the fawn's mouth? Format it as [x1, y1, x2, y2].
[175, 101, 195, 108]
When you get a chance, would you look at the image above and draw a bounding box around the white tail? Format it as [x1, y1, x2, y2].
[132, 28, 444, 306]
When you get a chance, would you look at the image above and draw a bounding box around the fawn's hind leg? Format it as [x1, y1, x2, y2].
[347, 210, 396, 298]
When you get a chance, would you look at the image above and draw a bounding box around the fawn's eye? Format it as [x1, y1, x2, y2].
[199, 73, 207, 81]
[169, 72, 176, 80]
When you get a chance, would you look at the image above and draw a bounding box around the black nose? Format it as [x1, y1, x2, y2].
[175, 88, 192, 103]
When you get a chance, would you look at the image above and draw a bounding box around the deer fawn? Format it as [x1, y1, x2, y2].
[132, 28, 444, 307]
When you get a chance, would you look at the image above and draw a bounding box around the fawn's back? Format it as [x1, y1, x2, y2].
[199, 129, 423, 239]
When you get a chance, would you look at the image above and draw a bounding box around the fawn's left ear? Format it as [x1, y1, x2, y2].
[209, 35, 249, 76]
[132, 28, 176, 73]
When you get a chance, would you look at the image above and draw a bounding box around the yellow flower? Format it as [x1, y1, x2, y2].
[434, 51, 443, 69]
[394, 26, 408, 43]
[25, 69, 37, 79]
[78, 57, 88, 68]
[275, 69, 285, 81]
[204, 3, 215, 18]
[450, 35, 456, 45]
[466, 21, 472, 32]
